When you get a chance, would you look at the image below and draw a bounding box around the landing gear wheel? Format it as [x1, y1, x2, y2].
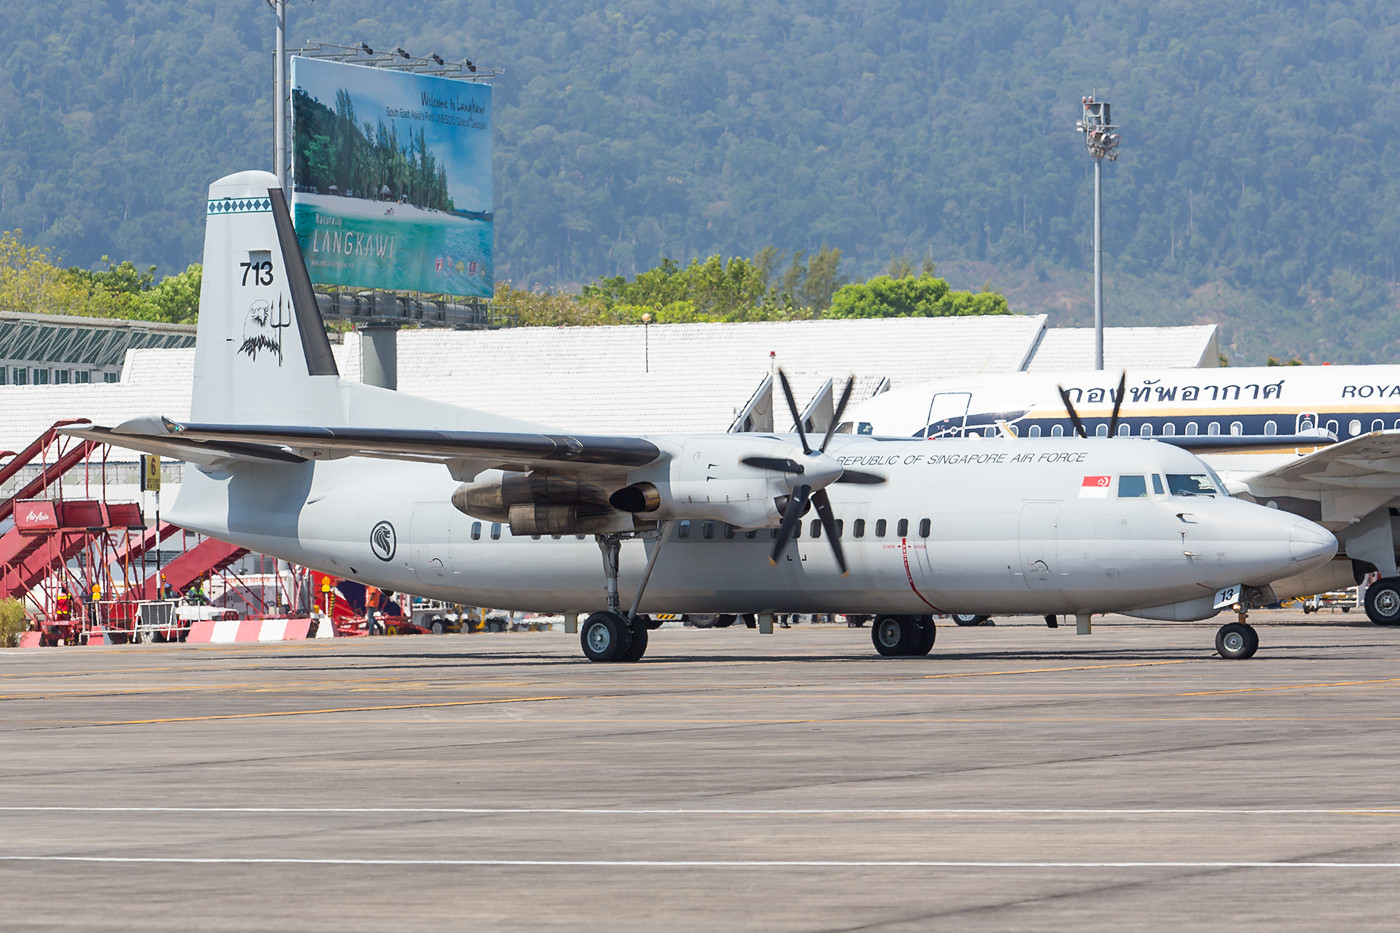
[581, 611, 631, 663]
[910, 616, 937, 656]
[1364, 577, 1400, 626]
[620, 617, 649, 662]
[687, 614, 718, 628]
[872, 615, 919, 656]
[951, 613, 989, 627]
[1215, 621, 1259, 660]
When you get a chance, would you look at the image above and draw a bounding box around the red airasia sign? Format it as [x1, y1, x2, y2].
[14, 499, 58, 534]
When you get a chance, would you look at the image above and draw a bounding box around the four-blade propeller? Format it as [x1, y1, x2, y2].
[764, 369, 858, 575]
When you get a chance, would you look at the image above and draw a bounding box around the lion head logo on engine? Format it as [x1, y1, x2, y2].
[370, 521, 397, 562]
[238, 295, 291, 365]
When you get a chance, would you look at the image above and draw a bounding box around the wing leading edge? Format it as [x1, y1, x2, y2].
[64, 417, 664, 475]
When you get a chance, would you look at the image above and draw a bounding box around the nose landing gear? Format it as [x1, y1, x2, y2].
[1215, 612, 1260, 660]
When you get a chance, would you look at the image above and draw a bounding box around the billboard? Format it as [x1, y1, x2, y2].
[290, 57, 492, 298]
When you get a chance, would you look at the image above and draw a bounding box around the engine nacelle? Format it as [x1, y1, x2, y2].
[451, 470, 632, 534]
[609, 479, 785, 528]
[1263, 557, 1359, 601]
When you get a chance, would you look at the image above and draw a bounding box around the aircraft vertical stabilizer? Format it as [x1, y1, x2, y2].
[191, 170, 342, 426]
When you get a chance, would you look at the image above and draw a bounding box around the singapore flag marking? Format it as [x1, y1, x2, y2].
[1080, 475, 1111, 498]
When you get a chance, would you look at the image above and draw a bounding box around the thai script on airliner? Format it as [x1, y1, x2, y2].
[1060, 378, 1287, 405]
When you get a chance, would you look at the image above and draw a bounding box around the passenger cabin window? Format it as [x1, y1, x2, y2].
[810, 519, 821, 539]
[1140, 423, 1152, 437]
[1185, 422, 1198, 436]
[1118, 475, 1149, 498]
[793, 521, 801, 539]
[724, 524, 736, 539]
[1162, 422, 1175, 436]
[678, 520, 691, 539]
[1051, 424, 1064, 437]
[702, 521, 715, 540]
[1373, 419, 1385, 434]
[1152, 474, 1165, 495]
[1265, 420, 1277, 436]
[471, 522, 481, 541]
[918, 518, 931, 537]
[1208, 422, 1221, 436]
[897, 518, 909, 537]
[746, 529, 758, 539]
[835, 519, 844, 537]
[1327, 420, 1340, 437]
[875, 519, 887, 537]
[1230, 421, 1243, 436]
[1117, 423, 1130, 437]
[853, 519, 865, 538]
[1028, 424, 1041, 437]
[1350, 419, 1362, 437]
[1096, 424, 1109, 437]
[490, 523, 501, 540]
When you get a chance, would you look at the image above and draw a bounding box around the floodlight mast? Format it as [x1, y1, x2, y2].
[1075, 95, 1120, 371]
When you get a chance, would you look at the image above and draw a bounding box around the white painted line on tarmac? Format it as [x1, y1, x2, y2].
[3, 806, 1399, 816]
[2, 855, 1400, 869]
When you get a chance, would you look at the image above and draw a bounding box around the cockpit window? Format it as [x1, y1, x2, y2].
[1166, 473, 1218, 496]
[1118, 475, 1148, 498]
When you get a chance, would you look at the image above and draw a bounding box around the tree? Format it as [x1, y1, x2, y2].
[827, 274, 1009, 319]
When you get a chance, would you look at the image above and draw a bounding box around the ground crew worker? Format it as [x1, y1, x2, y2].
[365, 585, 382, 635]
[55, 591, 71, 621]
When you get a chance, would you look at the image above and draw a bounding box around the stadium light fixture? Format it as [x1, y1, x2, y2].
[1075, 94, 1121, 371]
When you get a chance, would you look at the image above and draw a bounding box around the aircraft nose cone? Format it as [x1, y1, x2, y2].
[1289, 520, 1337, 567]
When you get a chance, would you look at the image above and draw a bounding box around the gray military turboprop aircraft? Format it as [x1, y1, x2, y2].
[68, 171, 1338, 662]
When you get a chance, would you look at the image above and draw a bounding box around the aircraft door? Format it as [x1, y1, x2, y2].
[411, 502, 453, 585]
[1018, 502, 1063, 590]
[925, 392, 973, 439]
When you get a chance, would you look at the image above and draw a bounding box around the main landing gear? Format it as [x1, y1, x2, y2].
[871, 615, 937, 657]
[1363, 576, 1400, 626]
[581, 527, 670, 663]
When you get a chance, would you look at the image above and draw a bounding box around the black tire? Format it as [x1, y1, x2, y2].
[430, 620, 445, 635]
[910, 616, 937, 656]
[687, 614, 718, 628]
[871, 615, 919, 656]
[951, 613, 989, 627]
[580, 611, 631, 663]
[620, 617, 649, 662]
[1364, 577, 1400, 626]
[1215, 621, 1260, 660]
[1302, 604, 1314, 614]
[713, 614, 737, 628]
[742, 614, 756, 629]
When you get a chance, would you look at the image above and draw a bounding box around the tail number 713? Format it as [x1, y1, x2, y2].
[240, 260, 275, 286]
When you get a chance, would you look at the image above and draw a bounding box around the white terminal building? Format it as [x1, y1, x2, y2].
[0, 312, 1220, 499]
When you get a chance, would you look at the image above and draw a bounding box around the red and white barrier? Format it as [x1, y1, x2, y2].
[187, 618, 315, 644]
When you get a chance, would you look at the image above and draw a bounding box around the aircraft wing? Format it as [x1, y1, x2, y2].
[1236, 430, 1400, 528]
[65, 416, 663, 475]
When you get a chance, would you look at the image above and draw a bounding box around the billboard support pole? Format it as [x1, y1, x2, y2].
[274, 0, 288, 191]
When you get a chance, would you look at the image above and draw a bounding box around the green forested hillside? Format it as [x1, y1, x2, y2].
[3, 1, 1399, 362]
